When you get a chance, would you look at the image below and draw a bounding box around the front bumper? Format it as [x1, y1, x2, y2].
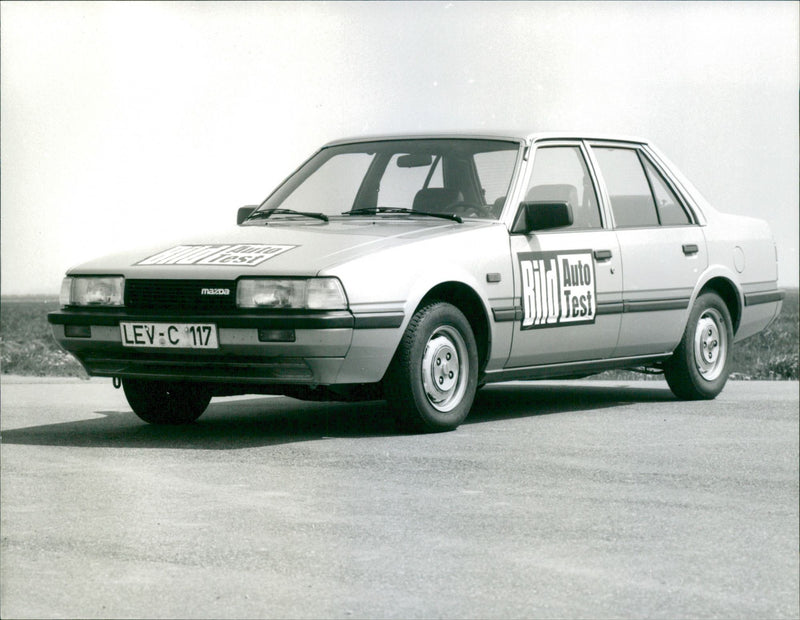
[48, 309, 402, 385]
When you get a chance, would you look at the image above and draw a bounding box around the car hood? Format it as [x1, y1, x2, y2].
[67, 219, 496, 278]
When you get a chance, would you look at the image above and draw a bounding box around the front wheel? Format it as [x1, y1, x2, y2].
[122, 378, 212, 424]
[384, 302, 479, 432]
[664, 292, 733, 400]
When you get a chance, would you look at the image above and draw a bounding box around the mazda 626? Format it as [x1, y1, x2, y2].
[49, 132, 784, 432]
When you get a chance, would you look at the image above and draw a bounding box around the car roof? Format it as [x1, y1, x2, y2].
[323, 131, 649, 148]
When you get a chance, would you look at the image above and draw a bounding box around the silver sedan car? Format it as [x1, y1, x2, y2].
[49, 132, 784, 432]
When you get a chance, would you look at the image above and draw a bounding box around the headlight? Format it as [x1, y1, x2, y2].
[237, 277, 347, 310]
[61, 276, 125, 307]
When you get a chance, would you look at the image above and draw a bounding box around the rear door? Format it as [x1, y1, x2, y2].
[505, 141, 622, 368]
[587, 143, 708, 357]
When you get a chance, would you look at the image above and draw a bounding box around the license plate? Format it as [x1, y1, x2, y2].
[120, 322, 219, 349]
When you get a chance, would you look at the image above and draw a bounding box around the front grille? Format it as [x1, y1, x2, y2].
[125, 279, 236, 312]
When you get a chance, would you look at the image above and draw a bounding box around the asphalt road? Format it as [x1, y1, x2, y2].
[1, 377, 797, 619]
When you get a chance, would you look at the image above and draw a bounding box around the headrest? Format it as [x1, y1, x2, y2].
[525, 184, 578, 206]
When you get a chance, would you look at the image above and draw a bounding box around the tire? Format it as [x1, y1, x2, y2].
[122, 378, 212, 424]
[664, 292, 733, 400]
[384, 302, 479, 432]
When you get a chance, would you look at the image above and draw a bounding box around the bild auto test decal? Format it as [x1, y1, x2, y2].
[137, 244, 295, 266]
[519, 250, 596, 329]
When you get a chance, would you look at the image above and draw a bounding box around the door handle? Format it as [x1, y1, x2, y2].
[593, 249, 613, 262]
[682, 244, 699, 256]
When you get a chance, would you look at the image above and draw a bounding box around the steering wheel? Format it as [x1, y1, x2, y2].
[446, 202, 493, 219]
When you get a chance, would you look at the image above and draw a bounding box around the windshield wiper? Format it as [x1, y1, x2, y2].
[246, 208, 329, 223]
[343, 207, 462, 223]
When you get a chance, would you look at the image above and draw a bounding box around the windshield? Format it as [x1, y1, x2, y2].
[254, 138, 521, 221]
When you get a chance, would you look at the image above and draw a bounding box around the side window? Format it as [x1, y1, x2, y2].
[377, 154, 441, 208]
[525, 146, 601, 230]
[641, 157, 691, 225]
[592, 147, 659, 228]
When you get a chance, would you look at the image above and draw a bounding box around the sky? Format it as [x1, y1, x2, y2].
[1, 1, 798, 295]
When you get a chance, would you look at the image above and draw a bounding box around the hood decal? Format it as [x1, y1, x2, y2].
[137, 244, 296, 267]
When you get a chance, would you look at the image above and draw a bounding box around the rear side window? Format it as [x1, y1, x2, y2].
[641, 157, 692, 225]
[592, 147, 659, 228]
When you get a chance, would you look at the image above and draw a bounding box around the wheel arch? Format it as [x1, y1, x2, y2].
[695, 276, 742, 334]
[416, 281, 492, 374]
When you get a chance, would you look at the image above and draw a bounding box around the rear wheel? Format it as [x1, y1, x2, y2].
[122, 378, 212, 424]
[384, 302, 478, 432]
[664, 292, 733, 400]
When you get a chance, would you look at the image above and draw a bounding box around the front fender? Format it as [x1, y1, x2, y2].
[325, 224, 515, 383]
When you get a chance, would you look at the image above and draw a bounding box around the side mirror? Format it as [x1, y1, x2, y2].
[237, 206, 256, 225]
[511, 201, 573, 234]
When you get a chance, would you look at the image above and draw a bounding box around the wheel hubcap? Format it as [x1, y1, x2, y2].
[421, 326, 468, 412]
[693, 308, 727, 381]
